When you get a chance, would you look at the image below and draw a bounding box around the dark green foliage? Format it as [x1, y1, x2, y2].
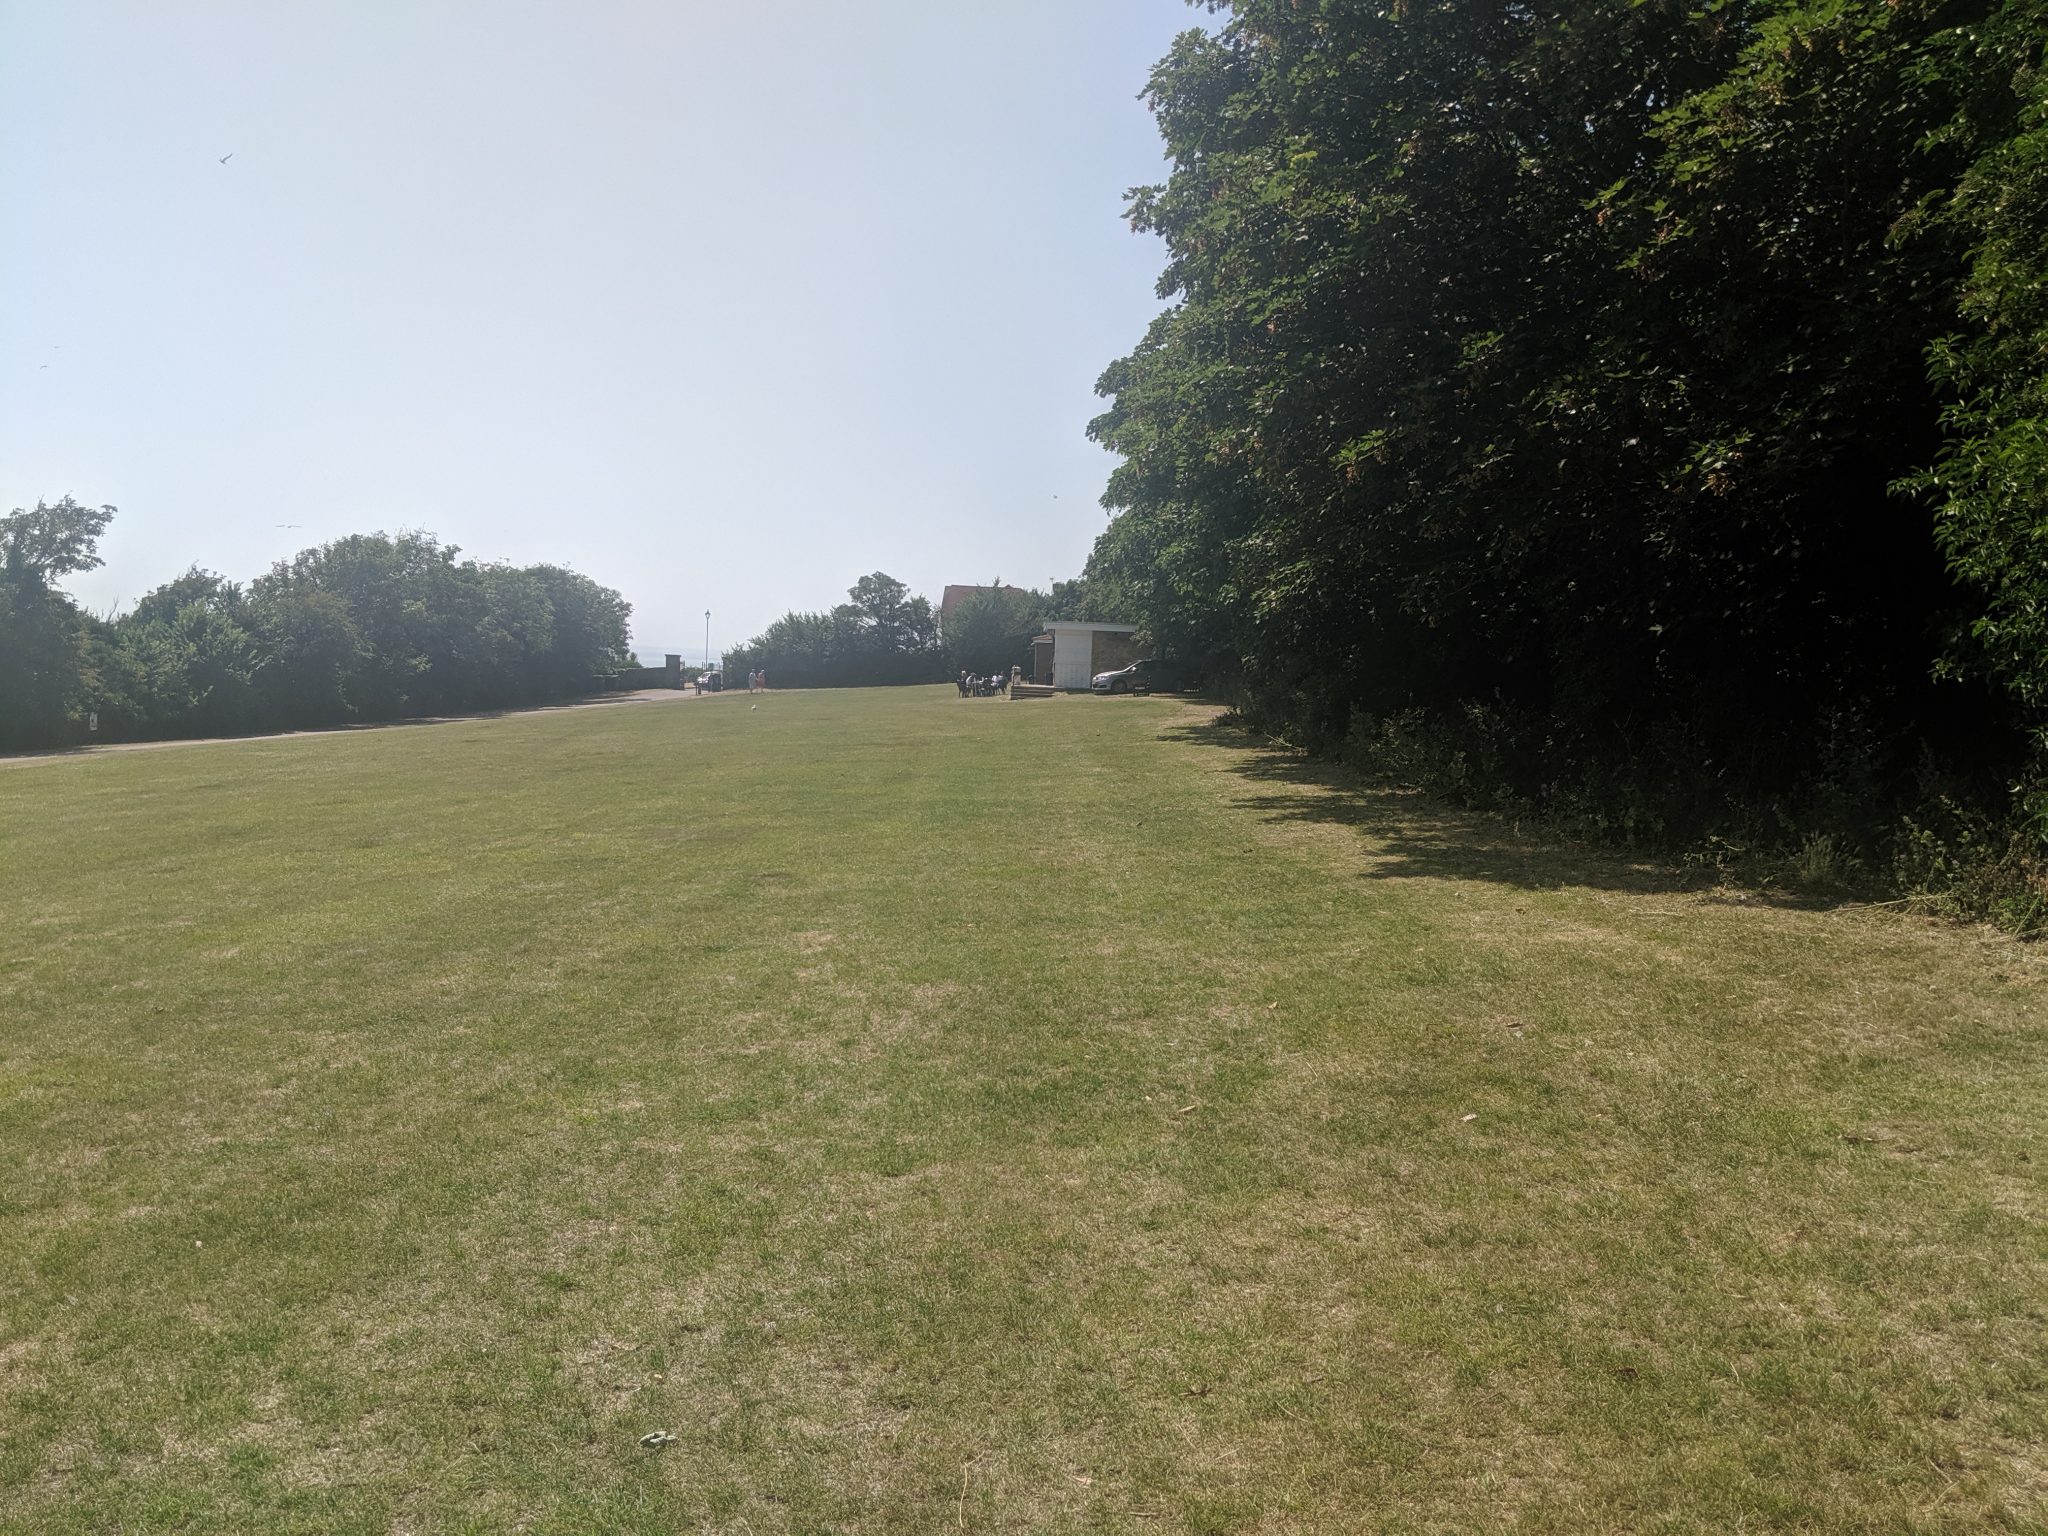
[1905, 1, 2048, 717]
[1090, 0, 2048, 886]
[731, 573, 1115, 687]
[938, 577, 1123, 678]
[1, 495, 115, 586]
[0, 499, 116, 750]
[941, 585, 1044, 678]
[727, 573, 948, 688]
[0, 508, 634, 749]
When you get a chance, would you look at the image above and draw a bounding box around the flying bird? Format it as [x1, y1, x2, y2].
[218, 153, 233, 164]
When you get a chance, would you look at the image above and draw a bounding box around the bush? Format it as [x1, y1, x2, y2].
[1893, 792, 2047, 934]
[1318, 698, 2046, 930]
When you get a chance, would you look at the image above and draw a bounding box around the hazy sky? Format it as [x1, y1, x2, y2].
[2, 0, 1196, 659]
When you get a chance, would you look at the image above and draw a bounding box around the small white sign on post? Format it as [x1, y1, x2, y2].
[87, 711, 99, 733]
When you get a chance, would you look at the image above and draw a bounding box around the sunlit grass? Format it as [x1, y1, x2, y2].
[2, 687, 2043, 1533]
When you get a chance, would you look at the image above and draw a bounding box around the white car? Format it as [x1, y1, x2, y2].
[1090, 660, 1162, 694]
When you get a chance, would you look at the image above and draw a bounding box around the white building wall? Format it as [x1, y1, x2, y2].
[1045, 624, 1138, 690]
[1053, 632, 1094, 692]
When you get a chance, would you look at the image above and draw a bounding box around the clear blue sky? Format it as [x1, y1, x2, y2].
[1, 0, 1197, 660]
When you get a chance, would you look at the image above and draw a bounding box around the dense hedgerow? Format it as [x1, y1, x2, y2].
[0, 500, 632, 749]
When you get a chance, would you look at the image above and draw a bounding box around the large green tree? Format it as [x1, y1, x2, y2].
[0, 497, 114, 748]
[0, 508, 634, 748]
[1906, 2, 2048, 717]
[242, 533, 632, 721]
[1091, 0, 2045, 838]
[730, 573, 947, 688]
[941, 584, 1046, 677]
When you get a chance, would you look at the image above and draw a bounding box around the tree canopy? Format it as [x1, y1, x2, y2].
[0, 506, 634, 750]
[727, 573, 1112, 689]
[726, 573, 946, 689]
[1088, 0, 2048, 855]
[1, 496, 115, 588]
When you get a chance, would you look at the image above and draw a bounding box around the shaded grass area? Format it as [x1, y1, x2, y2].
[2, 686, 2044, 1533]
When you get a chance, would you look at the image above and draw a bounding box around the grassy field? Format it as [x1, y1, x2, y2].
[2, 685, 2044, 1534]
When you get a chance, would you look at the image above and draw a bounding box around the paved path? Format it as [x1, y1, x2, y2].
[0, 686, 749, 768]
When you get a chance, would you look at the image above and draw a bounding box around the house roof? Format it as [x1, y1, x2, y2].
[1041, 620, 1137, 634]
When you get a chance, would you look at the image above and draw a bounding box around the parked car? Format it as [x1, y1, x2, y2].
[697, 670, 724, 693]
[1090, 659, 1170, 694]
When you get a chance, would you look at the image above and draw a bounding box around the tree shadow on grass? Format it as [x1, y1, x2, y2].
[1161, 714, 1846, 908]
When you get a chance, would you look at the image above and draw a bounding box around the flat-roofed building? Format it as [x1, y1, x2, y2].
[1029, 622, 1140, 690]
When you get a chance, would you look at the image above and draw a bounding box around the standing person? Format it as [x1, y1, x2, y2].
[757, 668, 767, 693]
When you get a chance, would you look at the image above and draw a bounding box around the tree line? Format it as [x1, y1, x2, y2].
[723, 573, 1101, 689]
[0, 498, 633, 750]
[1084, 0, 2048, 910]
[0, 499, 1102, 752]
